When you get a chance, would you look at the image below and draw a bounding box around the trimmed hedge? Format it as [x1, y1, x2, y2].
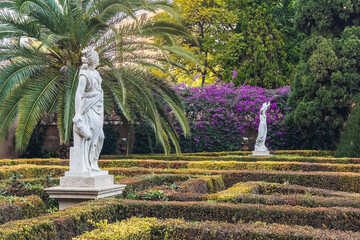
[0, 195, 46, 224]
[108, 168, 360, 192]
[121, 174, 192, 197]
[5, 160, 360, 174]
[75, 217, 360, 240]
[104, 156, 360, 164]
[206, 193, 360, 209]
[3, 199, 360, 239]
[222, 170, 360, 193]
[207, 181, 360, 198]
[188, 161, 360, 172]
[101, 150, 335, 159]
[4, 156, 360, 169]
[205, 181, 360, 208]
[0, 165, 67, 180]
[0, 158, 66, 166]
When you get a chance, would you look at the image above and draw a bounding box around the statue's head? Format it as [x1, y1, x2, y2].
[81, 45, 99, 70]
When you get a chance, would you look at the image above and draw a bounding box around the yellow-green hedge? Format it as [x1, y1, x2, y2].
[74, 217, 157, 240]
[4, 156, 360, 169]
[0, 165, 67, 180]
[75, 217, 360, 240]
[188, 160, 360, 172]
[107, 168, 360, 192]
[205, 181, 360, 208]
[101, 150, 335, 159]
[3, 198, 360, 239]
[0, 158, 65, 166]
[0, 195, 46, 224]
[4, 160, 360, 174]
[3, 165, 360, 193]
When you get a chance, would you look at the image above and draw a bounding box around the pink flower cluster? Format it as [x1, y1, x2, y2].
[174, 83, 291, 152]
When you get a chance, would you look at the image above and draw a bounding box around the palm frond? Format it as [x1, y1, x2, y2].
[0, 60, 44, 103]
[15, 0, 60, 34]
[16, 72, 60, 150]
[95, 0, 137, 23]
[0, 0, 14, 8]
[0, 0, 192, 154]
[0, 24, 25, 39]
[0, 8, 42, 39]
[0, 78, 29, 142]
[102, 71, 132, 120]
[56, 67, 79, 144]
[145, 0, 179, 21]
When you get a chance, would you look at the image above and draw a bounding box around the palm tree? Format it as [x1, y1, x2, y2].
[0, 0, 195, 154]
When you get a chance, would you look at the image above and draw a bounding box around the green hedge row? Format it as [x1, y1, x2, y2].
[221, 170, 360, 193]
[75, 217, 360, 240]
[206, 193, 360, 209]
[188, 161, 360, 172]
[102, 155, 360, 164]
[3, 166, 360, 193]
[108, 168, 360, 193]
[0, 195, 46, 225]
[101, 150, 335, 159]
[2, 199, 360, 239]
[0, 158, 67, 166]
[4, 160, 360, 174]
[4, 156, 360, 168]
[0, 165, 67, 180]
[120, 174, 192, 197]
[204, 181, 360, 208]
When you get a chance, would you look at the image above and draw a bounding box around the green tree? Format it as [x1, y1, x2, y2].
[0, 0, 193, 154]
[219, 0, 292, 88]
[174, 0, 238, 86]
[336, 96, 360, 157]
[288, 0, 360, 144]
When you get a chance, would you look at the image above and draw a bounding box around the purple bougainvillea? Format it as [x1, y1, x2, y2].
[174, 83, 291, 152]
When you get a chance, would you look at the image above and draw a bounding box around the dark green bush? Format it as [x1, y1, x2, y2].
[3, 199, 360, 239]
[336, 96, 360, 157]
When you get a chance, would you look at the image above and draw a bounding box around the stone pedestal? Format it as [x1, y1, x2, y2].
[45, 170, 125, 210]
[251, 150, 271, 157]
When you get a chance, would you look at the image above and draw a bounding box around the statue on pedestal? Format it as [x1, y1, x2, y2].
[45, 43, 125, 210]
[70, 44, 105, 173]
[254, 102, 270, 152]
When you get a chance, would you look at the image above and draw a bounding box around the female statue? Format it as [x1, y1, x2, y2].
[72, 45, 104, 172]
[254, 102, 270, 151]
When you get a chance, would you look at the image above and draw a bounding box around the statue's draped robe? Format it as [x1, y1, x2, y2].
[75, 69, 104, 171]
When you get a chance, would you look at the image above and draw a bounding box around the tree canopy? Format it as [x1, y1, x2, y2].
[288, 0, 360, 144]
[0, 0, 193, 154]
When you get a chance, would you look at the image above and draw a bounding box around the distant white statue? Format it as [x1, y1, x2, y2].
[254, 102, 270, 152]
[72, 44, 104, 172]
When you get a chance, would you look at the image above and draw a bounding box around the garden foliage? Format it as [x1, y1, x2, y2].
[220, 0, 292, 88]
[0, 195, 45, 224]
[288, 0, 360, 146]
[0, 0, 192, 154]
[75, 216, 360, 240]
[3, 198, 360, 239]
[336, 96, 360, 157]
[135, 83, 334, 153]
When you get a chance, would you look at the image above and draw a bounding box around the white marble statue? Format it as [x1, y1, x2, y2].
[254, 102, 270, 151]
[72, 44, 104, 172]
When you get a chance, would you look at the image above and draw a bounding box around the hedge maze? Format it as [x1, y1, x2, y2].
[1, 150, 360, 239]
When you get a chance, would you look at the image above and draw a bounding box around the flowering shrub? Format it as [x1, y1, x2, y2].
[133, 83, 334, 153]
[174, 83, 291, 152]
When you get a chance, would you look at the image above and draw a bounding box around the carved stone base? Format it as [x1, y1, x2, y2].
[251, 150, 271, 157]
[45, 173, 125, 210]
